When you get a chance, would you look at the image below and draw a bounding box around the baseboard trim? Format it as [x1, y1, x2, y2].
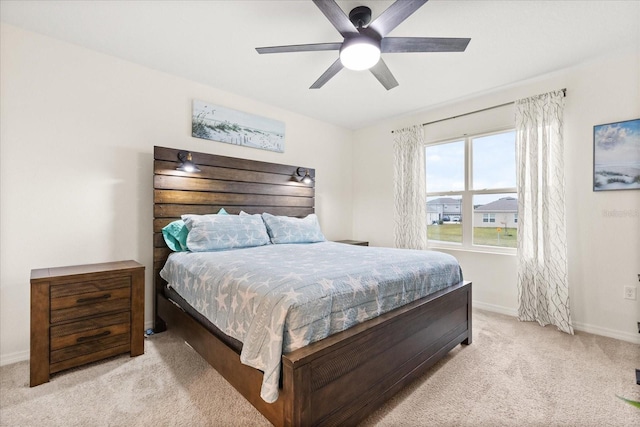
[472, 300, 518, 317]
[473, 300, 640, 344]
[0, 350, 29, 367]
[572, 320, 640, 344]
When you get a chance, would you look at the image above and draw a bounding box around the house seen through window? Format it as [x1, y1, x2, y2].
[426, 129, 517, 250]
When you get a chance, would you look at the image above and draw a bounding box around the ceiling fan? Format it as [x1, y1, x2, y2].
[256, 0, 470, 90]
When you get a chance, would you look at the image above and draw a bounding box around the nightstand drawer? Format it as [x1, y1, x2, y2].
[50, 312, 131, 350]
[50, 276, 130, 299]
[50, 281, 131, 324]
[50, 332, 130, 368]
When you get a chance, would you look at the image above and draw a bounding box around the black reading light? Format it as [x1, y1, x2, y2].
[296, 167, 314, 185]
[176, 151, 201, 173]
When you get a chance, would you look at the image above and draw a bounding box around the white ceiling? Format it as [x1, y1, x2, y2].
[2, 0, 639, 130]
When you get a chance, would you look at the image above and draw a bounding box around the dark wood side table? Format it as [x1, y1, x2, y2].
[30, 260, 145, 386]
[334, 240, 369, 246]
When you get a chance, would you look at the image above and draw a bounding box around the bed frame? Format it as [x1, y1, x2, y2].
[153, 146, 472, 426]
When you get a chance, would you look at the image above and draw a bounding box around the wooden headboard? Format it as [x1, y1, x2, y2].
[153, 146, 315, 324]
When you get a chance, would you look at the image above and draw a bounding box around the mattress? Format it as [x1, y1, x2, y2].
[160, 241, 462, 403]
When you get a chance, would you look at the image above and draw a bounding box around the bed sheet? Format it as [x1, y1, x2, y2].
[160, 241, 462, 403]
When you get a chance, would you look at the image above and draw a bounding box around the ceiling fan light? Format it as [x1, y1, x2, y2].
[340, 37, 381, 71]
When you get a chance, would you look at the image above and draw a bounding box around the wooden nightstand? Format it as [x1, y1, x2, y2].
[30, 260, 145, 387]
[334, 240, 369, 246]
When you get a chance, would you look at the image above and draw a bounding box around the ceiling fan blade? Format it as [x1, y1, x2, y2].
[256, 42, 342, 54]
[369, 0, 429, 38]
[312, 0, 359, 37]
[310, 58, 344, 89]
[370, 59, 399, 90]
[382, 37, 471, 53]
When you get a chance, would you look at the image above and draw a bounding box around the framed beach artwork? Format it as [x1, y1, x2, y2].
[192, 100, 285, 153]
[593, 118, 640, 191]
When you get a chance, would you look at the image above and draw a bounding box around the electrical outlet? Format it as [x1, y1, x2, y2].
[624, 286, 637, 300]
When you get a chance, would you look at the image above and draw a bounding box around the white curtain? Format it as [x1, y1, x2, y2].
[515, 90, 573, 334]
[393, 125, 427, 250]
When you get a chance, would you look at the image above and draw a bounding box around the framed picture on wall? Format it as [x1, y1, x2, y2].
[593, 118, 640, 191]
[192, 99, 285, 153]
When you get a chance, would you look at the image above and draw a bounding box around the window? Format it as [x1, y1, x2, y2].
[426, 129, 517, 250]
[482, 213, 495, 223]
[425, 140, 464, 243]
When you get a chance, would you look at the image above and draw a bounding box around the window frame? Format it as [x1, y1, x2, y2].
[425, 127, 517, 254]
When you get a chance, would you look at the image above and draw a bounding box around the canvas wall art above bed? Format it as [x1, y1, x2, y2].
[192, 100, 285, 153]
[153, 146, 472, 426]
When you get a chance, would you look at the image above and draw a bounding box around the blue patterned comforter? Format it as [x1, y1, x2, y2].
[160, 241, 462, 403]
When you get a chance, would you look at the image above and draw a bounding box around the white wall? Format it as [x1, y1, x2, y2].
[2, 24, 638, 366]
[353, 48, 640, 343]
[0, 24, 354, 364]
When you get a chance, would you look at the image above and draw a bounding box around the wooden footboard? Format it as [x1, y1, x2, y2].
[157, 280, 472, 426]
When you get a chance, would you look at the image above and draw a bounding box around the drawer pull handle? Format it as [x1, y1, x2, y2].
[76, 331, 111, 343]
[76, 293, 111, 304]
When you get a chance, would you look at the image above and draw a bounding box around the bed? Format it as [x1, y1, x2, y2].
[153, 146, 472, 426]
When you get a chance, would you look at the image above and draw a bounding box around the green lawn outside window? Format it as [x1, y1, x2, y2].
[427, 224, 517, 248]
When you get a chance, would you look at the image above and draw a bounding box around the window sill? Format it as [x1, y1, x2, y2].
[428, 244, 517, 257]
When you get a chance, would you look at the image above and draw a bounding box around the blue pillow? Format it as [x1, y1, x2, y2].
[162, 220, 190, 252]
[261, 213, 326, 244]
[182, 213, 270, 252]
[162, 208, 228, 251]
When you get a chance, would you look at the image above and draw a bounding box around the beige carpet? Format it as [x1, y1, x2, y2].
[1, 309, 638, 426]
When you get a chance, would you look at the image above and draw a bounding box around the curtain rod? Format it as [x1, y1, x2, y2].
[391, 88, 567, 133]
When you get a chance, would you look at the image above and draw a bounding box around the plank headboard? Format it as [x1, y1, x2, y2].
[153, 146, 315, 326]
